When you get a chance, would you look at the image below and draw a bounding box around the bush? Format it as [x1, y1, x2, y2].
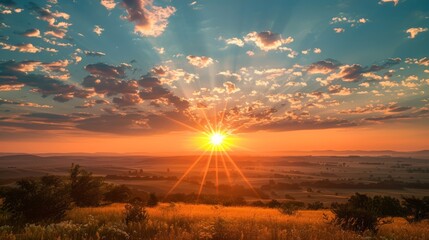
[124, 198, 148, 224]
[104, 185, 131, 203]
[1, 176, 71, 225]
[279, 201, 305, 215]
[147, 193, 159, 207]
[402, 196, 429, 222]
[373, 195, 405, 217]
[70, 164, 105, 207]
[331, 193, 395, 233]
[307, 201, 324, 210]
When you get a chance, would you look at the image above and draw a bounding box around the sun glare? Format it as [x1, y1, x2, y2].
[210, 132, 225, 146]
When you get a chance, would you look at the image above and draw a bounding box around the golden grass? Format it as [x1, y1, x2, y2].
[62, 203, 429, 240]
[1, 203, 428, 239]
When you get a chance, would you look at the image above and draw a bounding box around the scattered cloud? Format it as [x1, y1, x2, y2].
[84, 50, 106, 57]
[333, 28, 345, 33]
[121, 0, 176, 37]
[93, 25, 104, 36]
[379, 0, 399, 6]
[406, 27, 428, 39]
[244, 31, 294, 51]
[101, 0, 116, 10]
[20, 28, 41, 38]
[186, 55, 214, 68]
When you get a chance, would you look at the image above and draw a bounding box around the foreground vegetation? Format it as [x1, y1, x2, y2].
[1, 164, 429, 239]
[1, 203, 429, 240]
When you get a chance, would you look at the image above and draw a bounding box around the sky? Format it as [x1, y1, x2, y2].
[0, 0, 428, 154]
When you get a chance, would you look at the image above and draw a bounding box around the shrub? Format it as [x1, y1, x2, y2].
[105, 185, 131, 203]
[402, 196, 429, 222]
[70, 164, 105, 207]
[372, 195, 405, 217]
[331, 193, 380, 233]
[307, 201, 324, 210]
[124, 198, 148, 224]
[267, 199, 281, 208]
[1, 176, 71, 225]
[147, 193, 159, 207]
[279, 201, 305, 215]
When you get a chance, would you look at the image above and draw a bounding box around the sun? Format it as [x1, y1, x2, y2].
[210, 132, 225, 146]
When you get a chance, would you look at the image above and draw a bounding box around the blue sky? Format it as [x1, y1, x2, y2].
[0, 0, 428, 152]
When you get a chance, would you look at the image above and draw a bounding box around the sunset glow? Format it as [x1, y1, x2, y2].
[209, 133, 225, 147]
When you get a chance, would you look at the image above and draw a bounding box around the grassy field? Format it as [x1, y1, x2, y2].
[1, 203, 428, 240]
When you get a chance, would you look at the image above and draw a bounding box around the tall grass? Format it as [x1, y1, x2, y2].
[1, 203, 428, 240]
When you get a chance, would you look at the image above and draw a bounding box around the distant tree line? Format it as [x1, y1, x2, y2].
[261, 179, 429, 190]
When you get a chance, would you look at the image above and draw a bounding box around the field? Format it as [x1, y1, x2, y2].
[1, 153, 429, 239]
[1, 153, 429, 204]
[1, 203, 428, 240]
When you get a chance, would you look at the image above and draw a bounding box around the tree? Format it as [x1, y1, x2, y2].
[147, 193, 159, 207]
[1, 176, 71, 225]
[373, 195, 405, 217]
[402, 196, 429, 222]
[332, 193, 380, 233]
[104, 185, 131, 203]
[70, 164, 105, 207]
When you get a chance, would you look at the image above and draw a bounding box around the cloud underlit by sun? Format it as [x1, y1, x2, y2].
[0, 0, 428, 152]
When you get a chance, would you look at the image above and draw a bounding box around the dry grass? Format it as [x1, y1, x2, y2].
[1, 203, 429, 239]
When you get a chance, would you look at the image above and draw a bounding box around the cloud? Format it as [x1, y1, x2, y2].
[333, 28, 345, 33]
[379, 0, 399, 6]
[45, 29, 66, 39]
[0, 42, 42, 53]
[186, 55, 214, 68]
[84, 62, 129, 78]
[307, 60, 338, 74]
[405, 57, 429, 66]
[20, 28, 41, 38]
[339, 103, 411, 114]
[328, 84, 352, 96]
[121, 0, 176, 37]
[0, 60, 91, 102]
[112, 93, 143, 106]
[217, 70, 242, 81]
[246, 50, 255, 56]
[324, 58, 401, 82]
[29, 2, 71, 39]
[225, 37, 244, 47]
[244, 31, 293, 51]
[153, 47, 164, 54]
[84, 50, 106, 57]
[101, 0, 116, 10]
[93, 25, 104, 36]
[150, 65, 199, 84]
[406, 27, 428, 39]
[0, 98, 52, 108]
[223, 81, 240, 94]
[82, 63, 138, 97]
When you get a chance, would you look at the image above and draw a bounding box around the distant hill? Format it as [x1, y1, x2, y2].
[267, 150, 429, 158]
